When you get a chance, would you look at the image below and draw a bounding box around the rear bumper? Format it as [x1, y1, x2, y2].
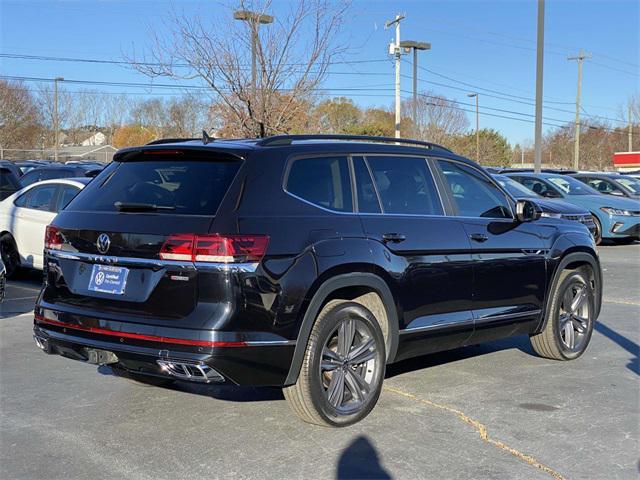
[33, 311, 296, 387]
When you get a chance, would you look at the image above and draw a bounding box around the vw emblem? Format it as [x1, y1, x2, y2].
[96, 233, 111, 254]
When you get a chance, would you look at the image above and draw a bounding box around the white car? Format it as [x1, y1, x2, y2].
[0, 178, 90, 276]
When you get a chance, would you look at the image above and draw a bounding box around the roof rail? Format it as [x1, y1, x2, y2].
[255, 134, 452, 152]
[145, 138, 199, 146]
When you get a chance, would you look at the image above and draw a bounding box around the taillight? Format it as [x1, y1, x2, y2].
[45, 225, 63, 250]
[160, 234, 269, 263]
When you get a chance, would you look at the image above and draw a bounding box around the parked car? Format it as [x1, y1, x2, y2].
[33, 134, 602, 427]
[15, 160, 50, 175]
[1, 166, 22, 201]
[0, 178, 90, 276]
[492, 174, 597, 237]
[506, 172, 640, 244]
[0, 256, 5, 303]
[19, 165, 101, 187]
[0, 160, 23, 179]
[571, 173, 640, 199]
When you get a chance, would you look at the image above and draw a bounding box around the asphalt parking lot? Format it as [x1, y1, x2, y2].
[1, 244, 638, 480]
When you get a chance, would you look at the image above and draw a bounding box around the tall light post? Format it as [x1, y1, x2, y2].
[533, 0, 545, 173]
[53, 77, 64, 162]
[568, 49, 592, 170]
[399, 40, 431, 132]
[385, 14, 405, 138]
[467, 92, 479, 162]
[234, 10, 273, 136]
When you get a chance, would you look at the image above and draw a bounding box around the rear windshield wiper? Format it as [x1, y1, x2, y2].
[114, 202, 176, 212]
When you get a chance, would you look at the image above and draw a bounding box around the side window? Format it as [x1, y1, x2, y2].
[56, 185, 80, 212]
[286, 156, 353, 212]
[41, 169, 66, 181]
[366, 156, 443, 215]
[588, 179, 619, 194]
[352, 157, 381, 213]
[518, 177, 559, 198]
[19, 170, 40, 187]
[438, 160, 512, 219]
[14, 185, 58, 212]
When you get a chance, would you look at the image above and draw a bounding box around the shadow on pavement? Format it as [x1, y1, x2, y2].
[595, 321, 639, 375]
[386, 334, 535, 379]
[0, 269, 41, 318]
[337, 436, 391, 480]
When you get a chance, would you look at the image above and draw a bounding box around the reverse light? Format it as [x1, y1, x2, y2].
[160, 234, 269, 263]
[44, 225, 63, 250]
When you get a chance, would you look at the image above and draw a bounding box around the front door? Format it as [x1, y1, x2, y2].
[434, 159, 547, 343]
[353, 155, 474, 361]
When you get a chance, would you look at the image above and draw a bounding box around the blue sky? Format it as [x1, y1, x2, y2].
[1, 0, 638, 145]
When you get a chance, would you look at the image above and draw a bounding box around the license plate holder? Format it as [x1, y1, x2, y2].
[88, 264, 129, 295]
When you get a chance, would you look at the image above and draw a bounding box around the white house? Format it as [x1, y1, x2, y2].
[81, 132, 107, 146]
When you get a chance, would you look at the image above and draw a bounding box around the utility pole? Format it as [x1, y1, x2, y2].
[568, 49, 592, 170]
[533, 0, 545, 173]
[629, 103, 633, 152]
[467, 93, 479, 162]
[234, 10, 274, 137]
[53, 77, 64, 162]
[400, 40, 430, 132]
[386, 14, 405, 138]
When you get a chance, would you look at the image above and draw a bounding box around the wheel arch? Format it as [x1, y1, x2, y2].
[284, 271, 399, 386]
[536, 250, 602, 333]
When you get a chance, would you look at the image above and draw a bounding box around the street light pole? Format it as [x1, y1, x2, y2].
[467, 93, 479, 162]
[53, 77, 64, 162]
[234, 10, 274, 137]
[533, 0, 545, 174]
[386, 14, 405, 139]
[399, 40, 431, 133]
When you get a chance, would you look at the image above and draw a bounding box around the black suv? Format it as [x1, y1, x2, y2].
[33, 134, 602, 426]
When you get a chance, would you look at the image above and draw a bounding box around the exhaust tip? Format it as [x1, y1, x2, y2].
[156, 359, 224, 383]
[33, 334, 51, 353]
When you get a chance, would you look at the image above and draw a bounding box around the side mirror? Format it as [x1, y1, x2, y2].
[516, 199, 542, 222]
[542, 190, 560, 198]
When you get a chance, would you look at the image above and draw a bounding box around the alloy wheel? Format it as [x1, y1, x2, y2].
[558, 277, 591, 352]
[320, 317, 379, 415]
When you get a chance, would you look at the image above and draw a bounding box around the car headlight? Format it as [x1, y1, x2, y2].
[540, 212, 563, 219]
[600, 207, 633, 216]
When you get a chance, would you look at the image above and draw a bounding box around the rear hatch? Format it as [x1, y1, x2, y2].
[42, 148, 244, 320]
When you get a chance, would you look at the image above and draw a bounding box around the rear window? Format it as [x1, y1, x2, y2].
[66, 160, 241, 215]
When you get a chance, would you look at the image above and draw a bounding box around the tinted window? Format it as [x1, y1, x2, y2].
[40, 169, 74, 181]
[19, 170, 41, 187]
[493, 174, 539, 198]
[367, 156, 442, 215]
[67, 160, 241, 215]
[514, 177, 560, 197]
[438, 160, 511, 218]
[547, 176, 598, 195]
[287, 157, 353, 212]
[617, 176, 640, 194]
[353, 157, 381, 213]
[56, 185, 81, 211]
[15, 184, 58, 212]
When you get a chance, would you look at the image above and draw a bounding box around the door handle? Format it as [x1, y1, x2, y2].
[469, 233, 489, 243]
[382, 233, 406, 243]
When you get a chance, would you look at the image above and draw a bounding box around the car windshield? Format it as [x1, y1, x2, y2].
[616, 176, 640, 194]
[492, 175, 539, 198]
[547, 176, 598, 195]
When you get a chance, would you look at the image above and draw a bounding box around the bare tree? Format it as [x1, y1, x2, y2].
[36, 83, 73, 147]
[130, 0, 350, 137]
[0, 80, 42, 152]
[402, 91, 469, 145]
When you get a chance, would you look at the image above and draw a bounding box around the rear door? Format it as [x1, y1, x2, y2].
[355, 155, 474, 360]
[13, 183, 59, 268]
[435, 160, 547, 343]
[44, 150, 243, 321]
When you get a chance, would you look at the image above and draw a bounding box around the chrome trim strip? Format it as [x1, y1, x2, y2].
[243, 339, 297, 346]
[474, 309, 542, 324]
[46, 250, 258, 272]
[399, 319, 474, 335]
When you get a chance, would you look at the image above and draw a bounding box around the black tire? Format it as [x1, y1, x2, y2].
[0, 234, 20, 278]
[530, 268, 595, 360]
[283, 301, 386, 427]
[591, 215, 602, 245]
[110, 366, 175, 387]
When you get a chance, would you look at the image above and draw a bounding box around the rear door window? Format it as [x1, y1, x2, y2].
[15, 184, 58, 212]
[66, 160, 241, 215]
[286, 156, 353, 212]
[353, 157, 381, 214]
[366, 156, 443, 215]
